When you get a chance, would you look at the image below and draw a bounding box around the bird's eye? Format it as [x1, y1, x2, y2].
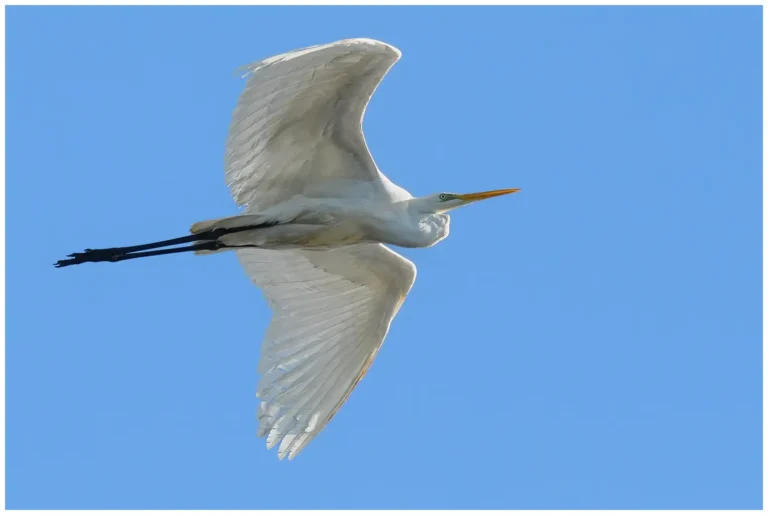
[439, 194, 448, 201]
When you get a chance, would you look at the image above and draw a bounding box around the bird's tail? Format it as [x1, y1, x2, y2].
[190, 214, 275, 255]
[190, 214, 266, 235]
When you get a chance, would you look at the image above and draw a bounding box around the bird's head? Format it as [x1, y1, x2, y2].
[418, 188, 521, 214]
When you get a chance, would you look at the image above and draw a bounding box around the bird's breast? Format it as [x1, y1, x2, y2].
[365, 212, 450, 248]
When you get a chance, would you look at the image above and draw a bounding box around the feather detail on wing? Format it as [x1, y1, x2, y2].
[236, 243, 416, 459]
[225, 39, 402, 212]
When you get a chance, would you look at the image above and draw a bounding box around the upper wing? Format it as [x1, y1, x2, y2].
[225, 38, 403, 211]
[236, 243, 417, 459]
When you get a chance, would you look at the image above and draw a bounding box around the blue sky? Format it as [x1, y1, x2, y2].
[6, 6, 762, 510]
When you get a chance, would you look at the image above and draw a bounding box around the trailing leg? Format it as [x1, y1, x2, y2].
[54, 221, 278, 268]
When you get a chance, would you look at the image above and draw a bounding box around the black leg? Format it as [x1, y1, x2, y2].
[54, 241, 223, 268]
[54, 221, 280, 268]
[73, 229, 228, 258]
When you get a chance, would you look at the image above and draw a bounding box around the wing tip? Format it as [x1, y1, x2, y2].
[236, 37, 401, 78]
[338, 38, 402, 58]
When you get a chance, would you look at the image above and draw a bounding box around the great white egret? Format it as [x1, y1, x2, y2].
[55, 38, 520, 459]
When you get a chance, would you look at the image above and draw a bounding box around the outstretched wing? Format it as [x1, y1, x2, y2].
[225, 38, 404, 212]
[237, 244, 417, 459]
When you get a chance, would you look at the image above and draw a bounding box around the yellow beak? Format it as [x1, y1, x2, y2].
[457, 188, 521, 202]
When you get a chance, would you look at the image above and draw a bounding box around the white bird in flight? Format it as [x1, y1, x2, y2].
[56, 38, 520, 460]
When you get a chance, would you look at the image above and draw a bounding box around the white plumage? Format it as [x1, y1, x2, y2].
[240, 243, 415, 459]
[56, 38, 520, 460]
[225, 39, 417, 459]
[225, 39, 409, 211]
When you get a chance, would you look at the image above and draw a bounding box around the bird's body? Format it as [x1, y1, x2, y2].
[193, 190, 451, 250]
[56, 38, 519, 460]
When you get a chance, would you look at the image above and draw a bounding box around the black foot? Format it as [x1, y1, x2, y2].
[54, 248, 124, 267]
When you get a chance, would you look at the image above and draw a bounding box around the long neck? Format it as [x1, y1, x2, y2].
[384, 198, 449, 248]
[406, 196, 440, 215]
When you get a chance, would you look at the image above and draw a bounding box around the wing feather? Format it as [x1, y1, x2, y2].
[237, 243, 416, 459]
[225, 38, 402, 211]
